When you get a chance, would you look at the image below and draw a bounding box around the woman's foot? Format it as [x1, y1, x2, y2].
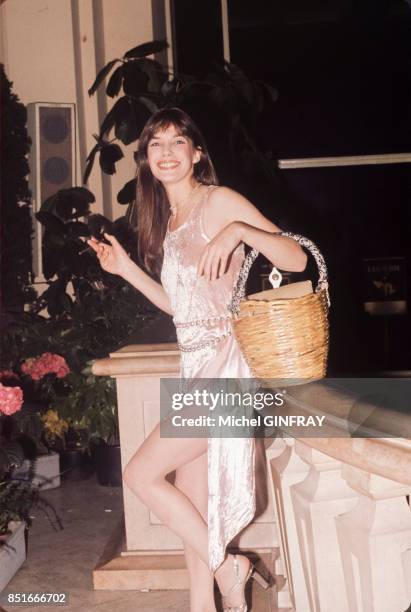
[215, 553, 252, 610]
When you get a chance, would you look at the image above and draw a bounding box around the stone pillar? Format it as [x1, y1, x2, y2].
[336, 465, 411, 612]
[92, 342, 279, 591]
[291, 440, 358, 611]
[267, 437, 311, 610]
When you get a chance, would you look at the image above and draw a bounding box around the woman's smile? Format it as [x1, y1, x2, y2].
[147, 124, 200, 185]
[157, 160, 180, 170]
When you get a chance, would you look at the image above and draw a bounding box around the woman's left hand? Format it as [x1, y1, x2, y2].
[197, 222, 243, 281]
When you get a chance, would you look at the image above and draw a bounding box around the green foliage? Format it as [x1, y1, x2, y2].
[13, 408, 46, 454]
[0, 418, 62, 536]
[1, 290, 155, 445]
[0, 471, 63, 535]
[0, 478, 35, 534]
[48, 372, 118, 445]
[81, 40, 280, 204]
[0, 64, 36, 310]
[0, 439, 26, 476]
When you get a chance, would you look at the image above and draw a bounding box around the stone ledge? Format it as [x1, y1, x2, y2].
[92, 342, 180, 377]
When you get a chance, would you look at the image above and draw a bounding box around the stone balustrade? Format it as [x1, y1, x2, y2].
[268, 381, 411, 612]
[92, 343, 411, 610]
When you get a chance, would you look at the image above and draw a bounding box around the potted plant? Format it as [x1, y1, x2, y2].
[0, 475, 30, 592]
[0, 469, 63, 591]
[1, 281, 152, 486]
[0, 353, 71, 490]
[84, 373, 121, 487]
[48, 368, 121, 486]
[41, 409, 69, 452]
[40, 408, 91, 483]
[0, 386, 62, 591]
[41, 372, 93, 482]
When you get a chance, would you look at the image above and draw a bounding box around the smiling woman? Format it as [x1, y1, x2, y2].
[87, 107, 306, 612]
[146, 124, 203, 223]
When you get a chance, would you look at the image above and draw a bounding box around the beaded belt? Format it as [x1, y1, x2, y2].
[178, 331, 232, 352]
[173, 313, 232, 329]
[174, 313, 233, 352]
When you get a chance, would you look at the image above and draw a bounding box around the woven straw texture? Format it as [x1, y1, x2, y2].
[232, 285, 329, 381]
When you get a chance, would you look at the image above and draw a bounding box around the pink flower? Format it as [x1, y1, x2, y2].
[0, 383, 23, 415]
[0, 370, 19, 381]
[21, 358, 35, 376]
[21, 353, 70, 381]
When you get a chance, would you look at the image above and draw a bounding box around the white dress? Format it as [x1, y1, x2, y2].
[160, 185, 256, 573]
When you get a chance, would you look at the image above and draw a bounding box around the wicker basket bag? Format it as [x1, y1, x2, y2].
[228, 232, 330, 382]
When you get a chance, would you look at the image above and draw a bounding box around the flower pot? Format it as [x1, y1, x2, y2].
[12, 452, 60, 490]
[0, 521, 26, 591]
[59, 448, 93, 481]
[93, 444, 122, 487]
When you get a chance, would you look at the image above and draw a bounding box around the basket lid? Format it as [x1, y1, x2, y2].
[247, 280, 313, 301]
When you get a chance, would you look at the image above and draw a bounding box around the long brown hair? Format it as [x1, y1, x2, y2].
[132, 107, 218, 278]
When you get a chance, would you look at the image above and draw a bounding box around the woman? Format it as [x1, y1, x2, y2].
[87, 107, 306, 612]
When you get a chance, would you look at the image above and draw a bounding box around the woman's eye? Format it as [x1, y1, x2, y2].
[175, 139, 186, 144]
[149, 141, 159, 147]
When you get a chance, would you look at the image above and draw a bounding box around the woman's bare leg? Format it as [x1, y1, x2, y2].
[174, 453, 217, 612]
[123, 422, 210, 565]
[123, 422, 250, 610]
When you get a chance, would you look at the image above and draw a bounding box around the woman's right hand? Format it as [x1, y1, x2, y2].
[86, 232, 131, 277]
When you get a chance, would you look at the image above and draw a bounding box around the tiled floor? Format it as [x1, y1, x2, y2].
[2, 476, 277, 612]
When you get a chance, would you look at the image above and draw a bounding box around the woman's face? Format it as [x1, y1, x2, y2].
[146, 124, 200, 186]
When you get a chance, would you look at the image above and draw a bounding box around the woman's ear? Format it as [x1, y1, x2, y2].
[193, 147, 202, 164]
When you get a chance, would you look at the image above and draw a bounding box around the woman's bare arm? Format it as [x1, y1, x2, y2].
[120, 258, 173, 316]
[205, 187, 306, 271]
[87, 233, 173, 316]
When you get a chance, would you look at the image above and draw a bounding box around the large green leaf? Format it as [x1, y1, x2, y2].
[42, 237, 65, 279]
[106, 65, 124, 98]
[68, 187, 95, 204]
[99, 143, 124, 175]
[83, 142, 101, 184]
[101, 90, 153, 144]
[43, 231, 66, 249]
[40, 193, 59, 213]
[35, 211, 66, 234]
[231, 75, 255, 106]
[161, 78, 179, 98]
[55, 188, 95, 220]
[139, 96, 158, 114]
[66, 221, 91, 239]
[100, 97, 125, 137]
[112, 216, 137, 258]
[59, 242, 85, 278]
[138, 58, 163, 93]
[123, 62, 149, 96]
[88, 59, 120, 96]
[60, 292, 73, 314]
[117, 178, 137, 204]
[123, 40, 168, 59]
[41, 279, 68, 315]
[114, 98, 146, 145]
[87, 213, 116, 242]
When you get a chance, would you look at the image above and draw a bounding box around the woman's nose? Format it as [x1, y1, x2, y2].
[161, 142, 174, 156]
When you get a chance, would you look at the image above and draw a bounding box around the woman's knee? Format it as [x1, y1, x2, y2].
[123, 453, 158, 494]
[174, 457, 208, 519]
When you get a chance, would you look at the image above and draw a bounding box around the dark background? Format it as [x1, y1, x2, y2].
[170, 0, 411, 374]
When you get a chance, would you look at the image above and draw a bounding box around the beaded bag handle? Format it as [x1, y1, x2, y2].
[228, 231, 330, 316]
